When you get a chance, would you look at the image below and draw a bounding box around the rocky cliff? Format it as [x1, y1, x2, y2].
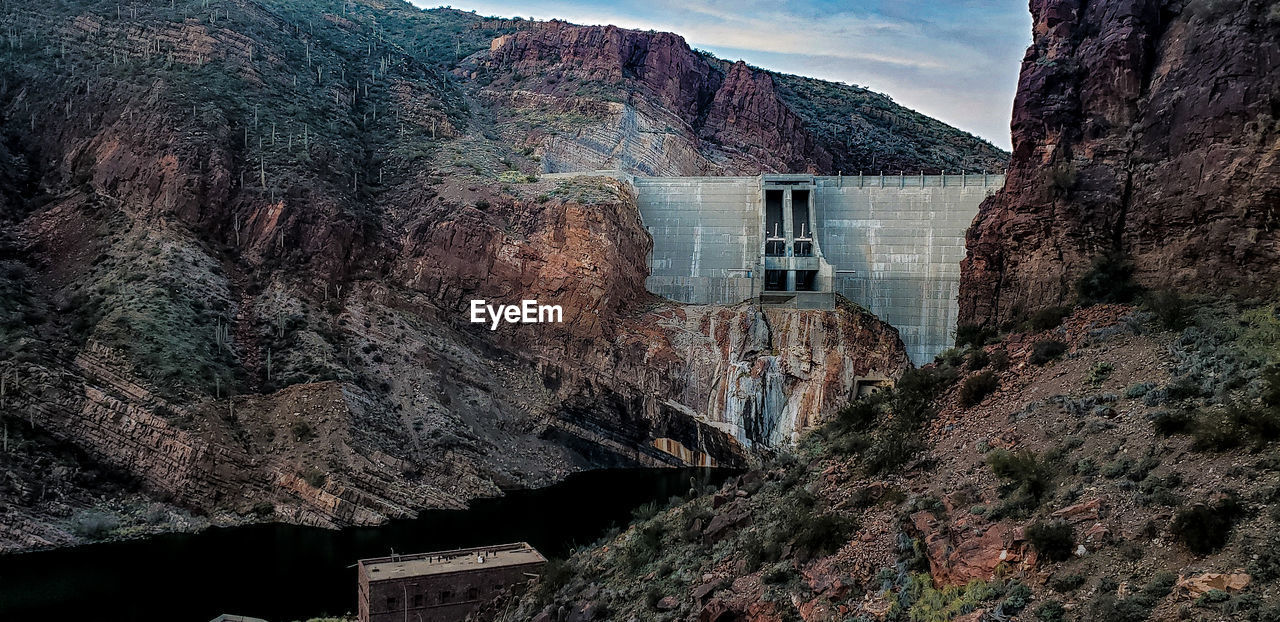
[960, 0, 1280, 327]
[459, 21, 1008, 176]
[0, 0, 914, 551]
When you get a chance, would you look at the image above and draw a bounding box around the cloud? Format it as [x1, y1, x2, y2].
[409, 0, 1030, 150]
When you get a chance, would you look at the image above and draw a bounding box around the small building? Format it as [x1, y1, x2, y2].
[356, 542, 547, 622]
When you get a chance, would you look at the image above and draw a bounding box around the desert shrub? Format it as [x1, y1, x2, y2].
[1051, 573, 1087, 592]
[955, 324, 994, 350]
[532, 558, 575, 605]
[1088, 362, 1115, 385]
[1247, 533, 1280, 581]
[291, 420, 315, 440]
[967, 348, 990, 371]
[1149, 409, 1195, 435]
[990, 349, 1011, 371]
[793, 512, 857, 557]
[1030, 340, 1069, 365]
[1048, 161, 1077, 197]
[1124, 382, 1153, 398]
[625, 521, 666, 570]
[1036, 599, 1066, 622]
[1138, 472, 1184, 507]
[1003, 581, 1033, 611]
[301, 467, 328, 488]
[1029, 306, 1072, 331]
[474, 198, 491, 210]
[69, 510, 120, 540]
[761, 562, 793, 585]
[1144, 289, 1192, 331]
[1172, 496, 1244, 554]
[824, 366, 958, 475]
[935, 347, 966, 368]
[959, 371, 999, 407]
[1154, 402, 1280, 451]
[1086, 571, 1177, 622]
[987, 449, 1053, 517]
[1026, 521, 1075, 562]
[900, 574, 997, 622]
[1077, 252, 1139, 305]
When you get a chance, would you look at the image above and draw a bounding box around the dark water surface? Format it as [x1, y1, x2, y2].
[0, 467, 731, 622]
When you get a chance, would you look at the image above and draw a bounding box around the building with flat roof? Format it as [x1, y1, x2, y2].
[356, 542, 546, 622]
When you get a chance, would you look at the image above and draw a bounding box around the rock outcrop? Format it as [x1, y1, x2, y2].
[960, 0, 1280, 326]
[0, 0, 913, 551]
[462, 21, 1008, 176]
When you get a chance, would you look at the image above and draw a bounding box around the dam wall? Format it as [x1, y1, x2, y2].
[634, 174, 1005, 365]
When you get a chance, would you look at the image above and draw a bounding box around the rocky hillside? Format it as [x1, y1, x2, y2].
[0, 0, 925, 551]
[458, 21, 1008, 175]
[960, 0, 1280, 328]
[482, 301, 1280, 622]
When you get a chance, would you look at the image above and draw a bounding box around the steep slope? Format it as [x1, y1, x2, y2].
[960, 0, 1280, 327]
[0, 0, 917, 551]
[459, 21, 1008, 175]
[482, 303, 1280, 622]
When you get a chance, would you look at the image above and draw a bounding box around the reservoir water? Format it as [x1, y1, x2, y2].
[0, 467, 730, 622]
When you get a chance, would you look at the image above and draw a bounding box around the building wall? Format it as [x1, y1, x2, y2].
[358, 562, 543, 622]
[635, 174, 1004, 365]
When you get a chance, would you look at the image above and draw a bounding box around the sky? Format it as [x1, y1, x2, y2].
[408, 0, 1032, 150]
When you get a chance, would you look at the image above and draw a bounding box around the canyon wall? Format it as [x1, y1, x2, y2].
[960, 0, 1280, 326]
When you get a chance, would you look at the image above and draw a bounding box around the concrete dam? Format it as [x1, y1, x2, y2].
[633, 173, 1005, 365]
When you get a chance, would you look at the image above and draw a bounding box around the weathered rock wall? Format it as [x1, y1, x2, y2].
[960, 0, 1280, 326]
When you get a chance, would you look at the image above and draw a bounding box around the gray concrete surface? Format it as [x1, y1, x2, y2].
[634, 174, 1004, 365]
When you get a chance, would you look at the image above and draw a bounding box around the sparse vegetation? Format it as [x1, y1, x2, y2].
[987, 449, 1054, 518]
[959, 371, 999, 406]
[1172, 496, 1244, 554]
[1026, 520, 1075, 562]
[1030, 340, 1069, 365]
[69, 510, 121, 540]
[1077, 252, 1139, 305]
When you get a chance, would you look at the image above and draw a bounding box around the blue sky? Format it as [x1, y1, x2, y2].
[410, 1, 1031, 150]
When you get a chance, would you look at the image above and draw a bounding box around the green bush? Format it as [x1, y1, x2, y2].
[1035, 599, 1066, 622]
[1077, 252, 1140, 305]
[1026, 521, 1075, 562]
[990, 349, 1011, 371]
[967, 348, 990, 371]
[793, 512, 857, 557]
[1086, 572, 1177, 622]
[1144, 289, 1192, 331]
[955, 324, 994, 350]
[1029, 306, 1072, 331]
[959, 371, 999, 407]
[987, 449, 1053, 517]
[1172, 496, 1244, 554]
[1030, 340, 1069, 365]
[1050, 573, 1086, 592]
[823, 366, 958, 475]
[1088, 362, 1115, 385]
[1247, 533, 1280, 581]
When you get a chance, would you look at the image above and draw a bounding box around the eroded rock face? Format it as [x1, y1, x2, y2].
[463, 21, 1006, 176]
[394, 180, 911, 455]
[960, 0, 1280, 327]
[0, 2, 911, 550]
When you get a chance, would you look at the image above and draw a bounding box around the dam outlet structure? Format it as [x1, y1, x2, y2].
[634, 173, 1005, 365]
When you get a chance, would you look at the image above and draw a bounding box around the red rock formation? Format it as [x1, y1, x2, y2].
[960, 0, 1280, 326]
[465, 21, 1004, 175]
